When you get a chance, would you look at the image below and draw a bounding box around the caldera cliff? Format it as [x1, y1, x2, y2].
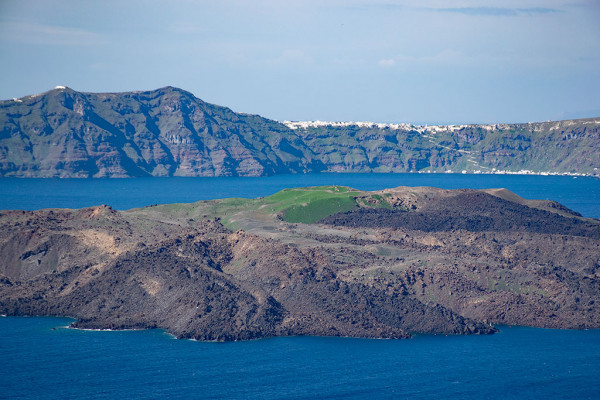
[1, 86, 599, 177]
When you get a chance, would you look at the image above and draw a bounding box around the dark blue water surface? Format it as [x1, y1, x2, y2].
[1, 174, 599, 399]
[1, 173, 599, 217]
[1, 317, 599, 399]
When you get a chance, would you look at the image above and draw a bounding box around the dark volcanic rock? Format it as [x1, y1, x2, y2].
[1, 187, 599, 340]
[0, 201, 496, 340]
[320, 191, 600, 238]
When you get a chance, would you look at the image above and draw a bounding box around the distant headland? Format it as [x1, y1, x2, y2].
[1, 86, 599, 178]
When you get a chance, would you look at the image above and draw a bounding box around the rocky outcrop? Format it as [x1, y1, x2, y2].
[0, 203, 492, 340]
[1, 87, 599, 177]
[319, 190, 600, 238]
[0, 186, 599, 340]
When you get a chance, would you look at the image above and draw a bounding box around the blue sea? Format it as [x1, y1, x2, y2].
[1, 173, 599, 217]
[1, 317, 599, 400]
[1, 173, 600, 399]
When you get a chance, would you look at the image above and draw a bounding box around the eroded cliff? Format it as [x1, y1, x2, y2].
[2, 87, 598, 177]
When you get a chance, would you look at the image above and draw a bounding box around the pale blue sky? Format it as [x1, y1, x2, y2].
[1, 0, 599, 124]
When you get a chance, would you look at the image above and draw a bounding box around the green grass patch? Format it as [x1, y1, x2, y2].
[283, 196, 358, 223]
[132, 185, 400, 226]
[219, 185, 397, 224]
[258, 186, 360, 223]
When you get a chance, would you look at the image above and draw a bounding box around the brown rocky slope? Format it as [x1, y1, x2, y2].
[1, 186, 599, 340]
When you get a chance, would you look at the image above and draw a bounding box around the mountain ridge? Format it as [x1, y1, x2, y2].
[1, 86, 598, 177]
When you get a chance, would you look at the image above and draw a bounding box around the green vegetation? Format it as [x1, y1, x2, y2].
[132, 185, 402, 226]
[246, 185, 402, 223]
[257, 186, 361, 224]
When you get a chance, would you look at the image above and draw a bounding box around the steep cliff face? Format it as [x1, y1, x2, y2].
[0, 87, 323, 177]
[1, 86, 598, 177]
[287, 120, 600, 175]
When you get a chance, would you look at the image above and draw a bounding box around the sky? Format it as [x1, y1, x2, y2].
[0, 0, 599, 125]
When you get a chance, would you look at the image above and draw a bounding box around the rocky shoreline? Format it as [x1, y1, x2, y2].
[0, 186, 598, 340]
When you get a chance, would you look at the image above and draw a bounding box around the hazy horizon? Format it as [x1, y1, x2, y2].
[1, 0, 599, 125]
